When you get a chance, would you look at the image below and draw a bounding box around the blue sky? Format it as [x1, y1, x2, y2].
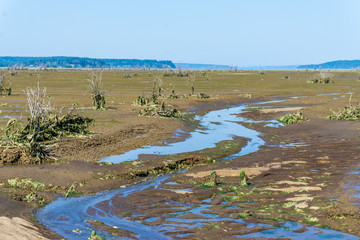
[0, 0, 359, 66]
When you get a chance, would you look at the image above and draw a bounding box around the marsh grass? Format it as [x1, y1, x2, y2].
[88, 71, 106, 110]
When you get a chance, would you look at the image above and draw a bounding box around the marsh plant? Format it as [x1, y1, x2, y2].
[306, 72, 334, 84]
[88, 71, 106, 110]
[0, 71, 12, 95]
[169, 86, 179, 99]
[138, 101, 182, 118]
[188, 72, 196, 95]
[135, 94, 158, 106]
[89, 230, 106, 240]
[5, 83, 93, 160]
[239, 170, 247, 187]
[26, 82, 53, 121]
[65, 184, 76, 198]
[204, 171, 218, 187]
[197, 92, 210, 99]
[329, 105, 360, 120]
[153, 74, 163, 96]
[278, 111, 308, 125]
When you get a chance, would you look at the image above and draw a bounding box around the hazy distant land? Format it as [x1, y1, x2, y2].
[1, 56, 360, 70]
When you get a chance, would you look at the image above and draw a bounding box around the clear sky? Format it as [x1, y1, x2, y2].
[0, 0, 359, 66]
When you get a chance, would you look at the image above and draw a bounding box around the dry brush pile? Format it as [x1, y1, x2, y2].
[1, 83, 93, 163]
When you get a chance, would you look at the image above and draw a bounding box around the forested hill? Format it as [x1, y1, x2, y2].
[0, 56, 176, 69]
[298, 60, 360, 70]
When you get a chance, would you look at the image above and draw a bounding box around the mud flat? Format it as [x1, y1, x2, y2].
[38, 97, 360, 239]
[0, 70, 359, 239]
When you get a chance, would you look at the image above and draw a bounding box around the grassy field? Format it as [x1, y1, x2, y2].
[1, 69, 359, 131]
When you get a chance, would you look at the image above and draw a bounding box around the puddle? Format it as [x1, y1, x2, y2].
[268, 142, 309, 148]
[1, 109, 23, 112]
[265, 122, 284, 128]
[163, 182, 179, 185]
[0, 115, 22, 119]
[316, 92, 352, 96]
[289, 96, 305, 99]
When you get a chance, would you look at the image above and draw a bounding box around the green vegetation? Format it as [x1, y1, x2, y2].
[89, 230, 106, 240]
[88, 71, 106, 110]
[306, 72, 334, 84]
[135, 75, 186, 118]
[138, 102, 182, 118]
[188, 72, 195, 95]
[197, 92, 210, 99]
[239, 170, 247, 187]
[65, 184, 76, 198]
[134, 94, 159, 106]
[278, 112, 308, 125]
[329, 105, 360, 120]
[204, 171, 218, 187]
[3, 84, 93, 160]
[7, 177, 45, 191]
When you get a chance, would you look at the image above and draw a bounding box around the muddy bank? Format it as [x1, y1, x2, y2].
[34, 97, 360, 239]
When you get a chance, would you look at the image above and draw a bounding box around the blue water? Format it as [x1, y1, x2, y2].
[100, 100, 286, 164]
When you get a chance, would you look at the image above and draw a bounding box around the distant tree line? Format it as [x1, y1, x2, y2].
[298, 60, 360, 70]
[0, 56, 176, 69]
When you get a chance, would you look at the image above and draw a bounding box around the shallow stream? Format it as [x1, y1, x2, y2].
[36, 98, 358, 239]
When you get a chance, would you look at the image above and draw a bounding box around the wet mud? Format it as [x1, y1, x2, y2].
[36, 98, 360, 239]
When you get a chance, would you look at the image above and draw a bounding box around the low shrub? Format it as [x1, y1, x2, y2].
[306, 72, 334, 84]
[138, 102, 182, 119]
[134, 94, 158, 106]
[198, 93, 210, 99]
[278, 112, 308, 125]
[329, 105, 360, 120]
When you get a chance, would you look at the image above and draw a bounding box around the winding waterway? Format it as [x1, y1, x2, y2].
[36, 99, 358, 240]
